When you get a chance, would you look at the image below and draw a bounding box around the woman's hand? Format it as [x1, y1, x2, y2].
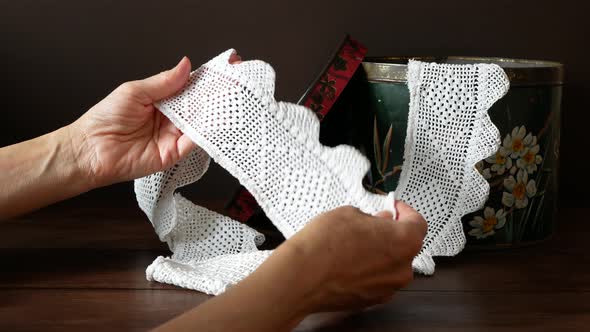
[0, 53, 242, 219]
[156, 202, 427, 332]
[0, 56, 198, 219]
[70, 53, 243, 188]
[69, 57, 196, 188]
[284, 201, 427, 312]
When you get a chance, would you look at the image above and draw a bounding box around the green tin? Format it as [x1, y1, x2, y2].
[331, 57, 563, 248]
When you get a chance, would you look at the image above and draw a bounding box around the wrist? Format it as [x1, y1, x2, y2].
[271, 242, 327, 316]
[0, 123, 96, 219]
[156, 243, 321, 332]
[57, 122, 97, 193]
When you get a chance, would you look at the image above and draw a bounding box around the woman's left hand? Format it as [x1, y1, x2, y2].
[69, 57, 196, 188]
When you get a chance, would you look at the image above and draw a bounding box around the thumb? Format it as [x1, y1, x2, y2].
[137, 56, 192, 103]
[396, 210, 428, 241]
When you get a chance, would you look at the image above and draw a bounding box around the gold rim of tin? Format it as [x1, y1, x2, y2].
[362, 56, 564, 86]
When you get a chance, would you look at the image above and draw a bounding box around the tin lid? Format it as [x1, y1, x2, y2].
[362, 56, 564, 86]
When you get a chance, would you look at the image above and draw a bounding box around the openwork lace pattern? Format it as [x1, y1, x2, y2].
[402, 60, 509, 274]
[135, 50, 509, 294]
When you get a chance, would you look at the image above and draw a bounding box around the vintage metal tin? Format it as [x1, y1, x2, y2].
[355, 56, 563, 248]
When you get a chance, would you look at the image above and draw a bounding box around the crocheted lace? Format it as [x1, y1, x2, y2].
[402, 60, 509, 273]
[135, 50, 509, 294]
[134, 147, 271, 295]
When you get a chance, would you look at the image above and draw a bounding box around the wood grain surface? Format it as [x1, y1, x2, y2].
[1, 203, 588, 331]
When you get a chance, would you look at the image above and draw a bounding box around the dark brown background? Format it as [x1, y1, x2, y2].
[0, 0, 586, 207]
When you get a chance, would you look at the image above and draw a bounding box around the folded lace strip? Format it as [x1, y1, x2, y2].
[154, 49, 397, 238]
[135, 147, 271, 295]
[401, 60, 509, 274]
[135, 49, 395, 295]
[135, 50, 509, 294]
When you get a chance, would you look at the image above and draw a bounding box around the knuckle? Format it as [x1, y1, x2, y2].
[338, 205, 360, 215]
[117, 81, 137, 96]
[331, 206, 364, 223]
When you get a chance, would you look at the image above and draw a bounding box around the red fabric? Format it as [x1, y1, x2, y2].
[226, 36, 368, 222]
[303, 37, 367, 120]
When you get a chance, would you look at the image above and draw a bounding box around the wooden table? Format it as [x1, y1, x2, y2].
[1, 200, 589, 331]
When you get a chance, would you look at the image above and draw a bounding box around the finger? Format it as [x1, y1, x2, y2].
[395, 200, 422, 220]
[229, 51, 242, 64]
[177, 134, 197, 159]
[374, 210, 394, 220]
[159, 115, 197, 160]
[137, 56, 192, 103]
[396, 211, 428, 242]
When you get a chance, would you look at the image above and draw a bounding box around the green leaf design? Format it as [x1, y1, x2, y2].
[373, 117, 382, 177]
[381, 125, 393, 174]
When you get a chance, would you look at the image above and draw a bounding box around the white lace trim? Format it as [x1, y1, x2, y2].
[135, 50, 509, 294]
[401, 60, 509, 274]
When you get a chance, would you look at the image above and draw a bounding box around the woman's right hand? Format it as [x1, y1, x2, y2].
[284, 201, 427, 312]
[155, 202, 427, 332]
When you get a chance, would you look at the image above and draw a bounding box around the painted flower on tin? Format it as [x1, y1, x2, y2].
[468, 123, 549, 241]
[516, 136, 543, 174]
[503, 126, 535, 159]
[502, 169, 537, 209]
[485, 147, 513, 175]
[468, 207, 507, 239]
